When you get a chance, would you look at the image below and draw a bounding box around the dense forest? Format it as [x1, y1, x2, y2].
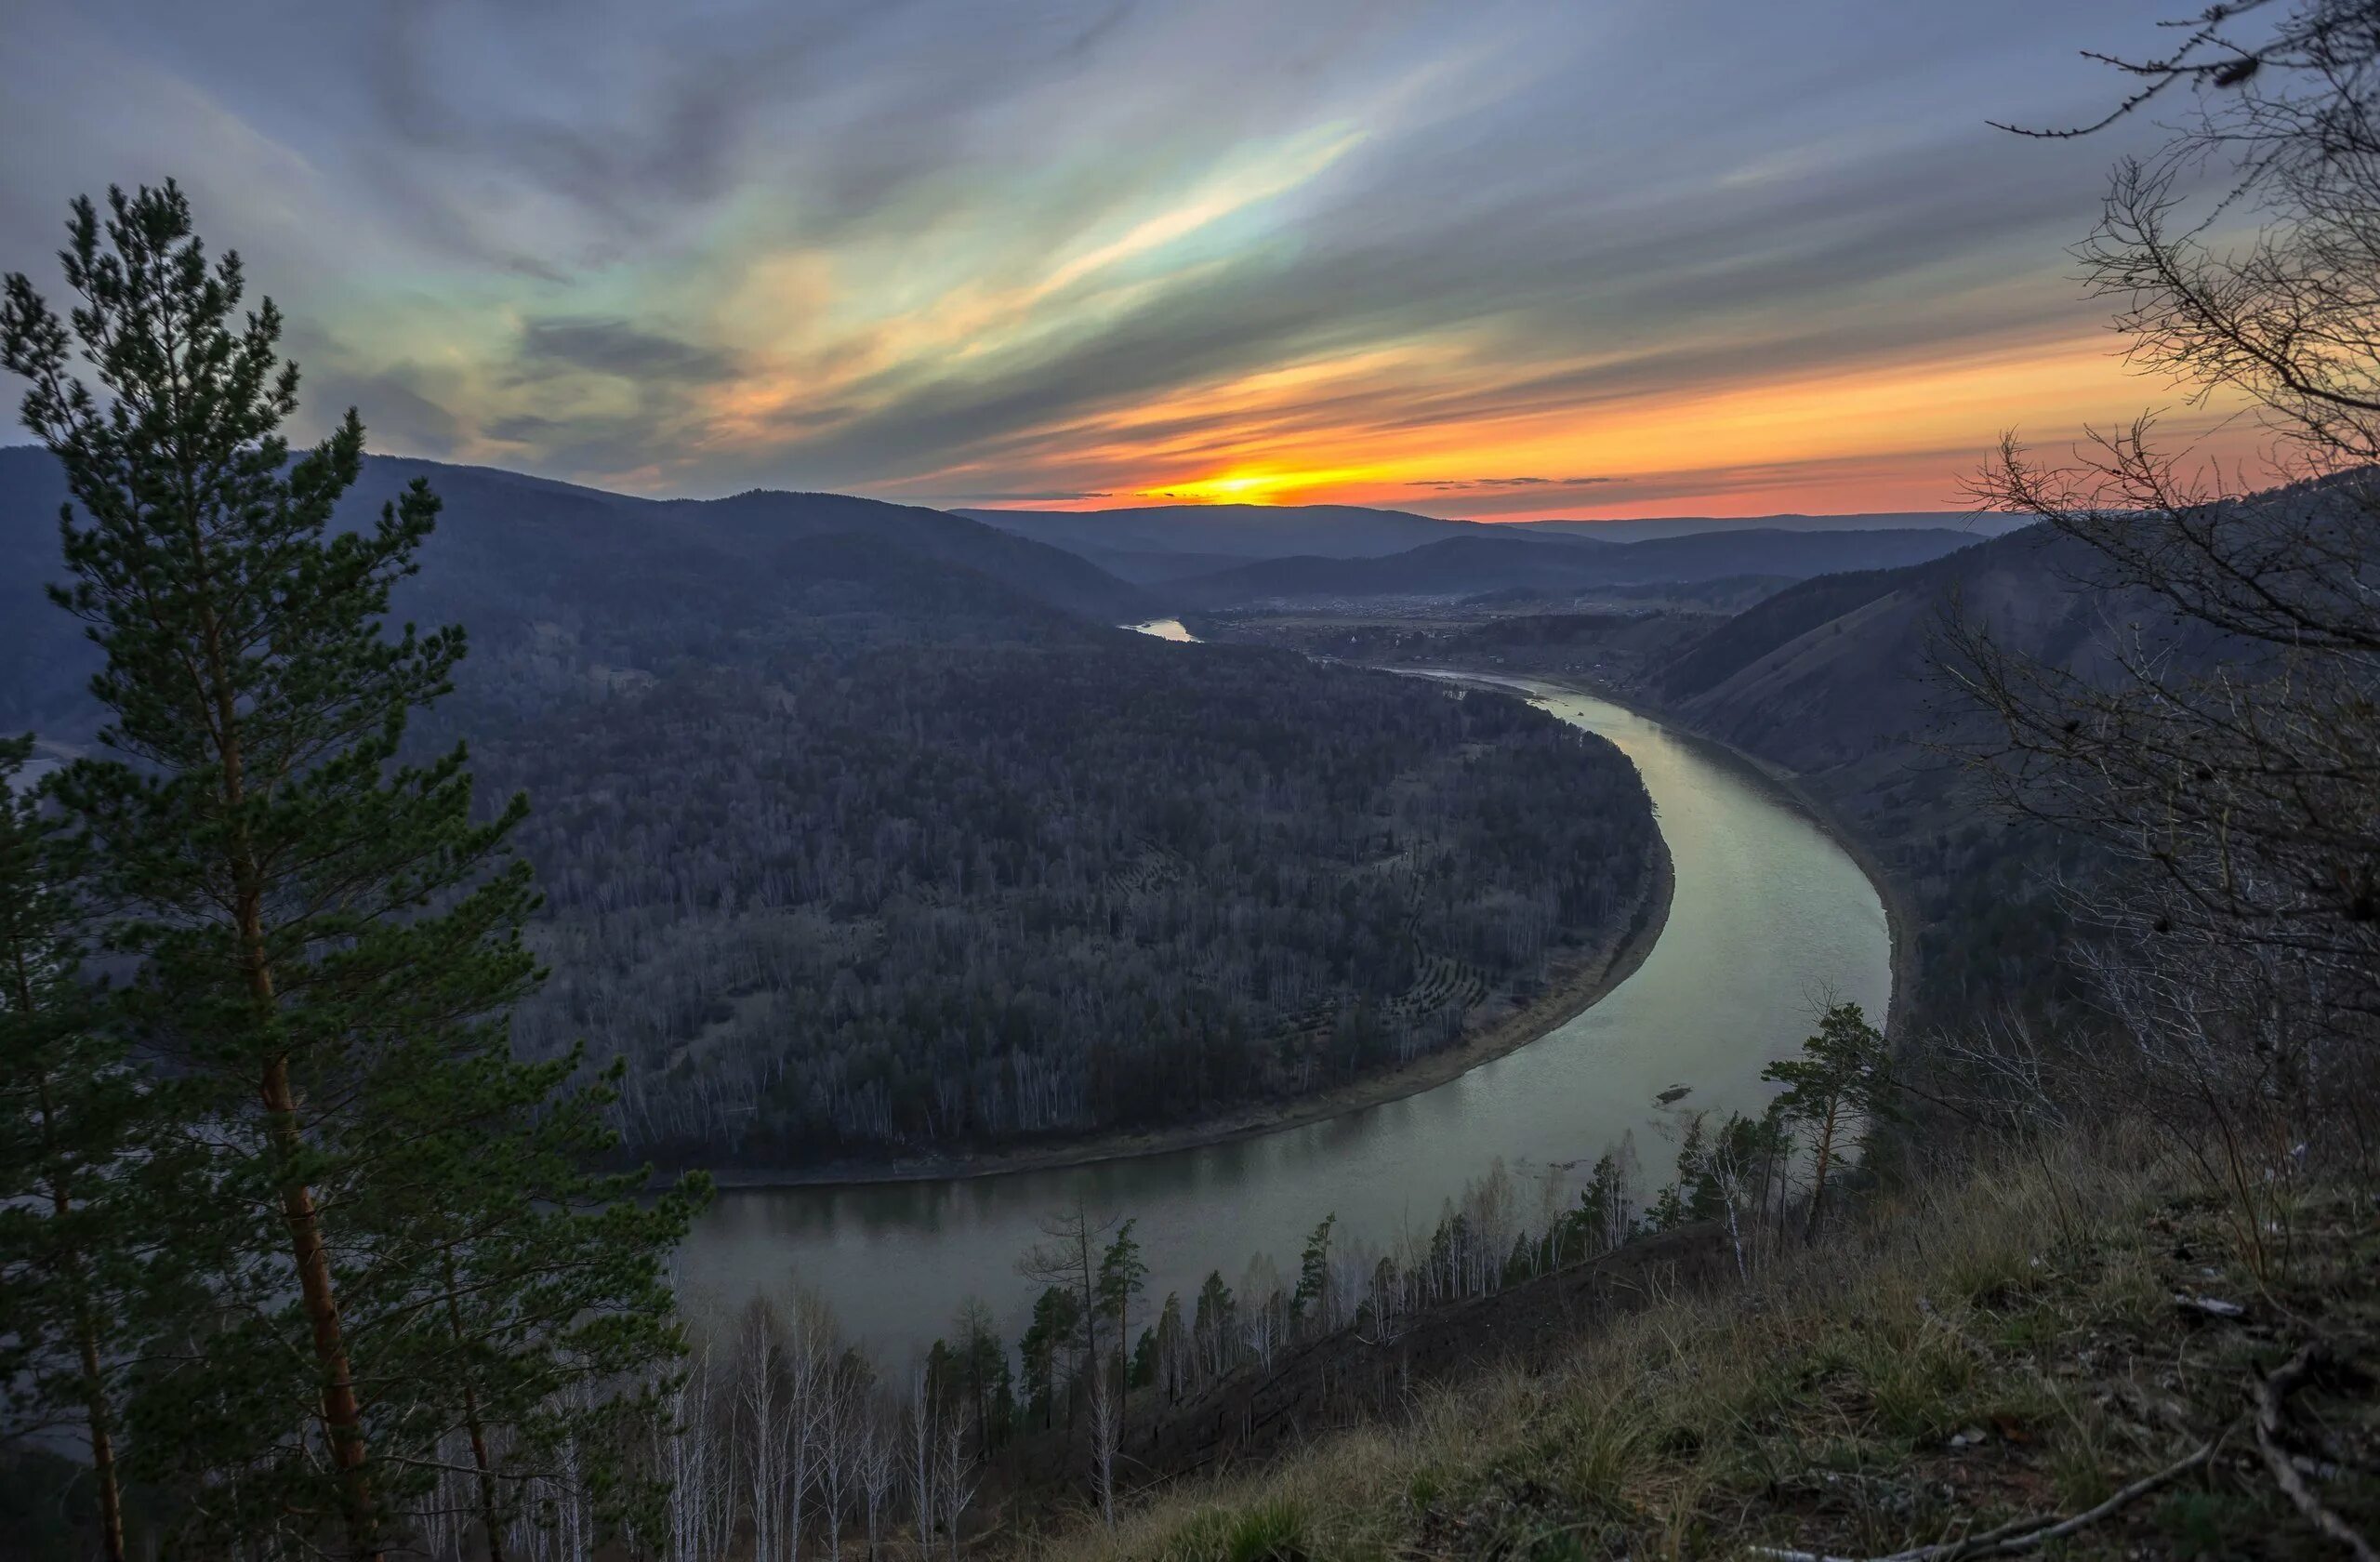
[457, 639, 1658, 1165]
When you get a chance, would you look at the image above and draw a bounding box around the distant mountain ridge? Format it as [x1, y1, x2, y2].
[959, 502, 1483, 561]
[0, 446, 1151, 737]
[1519, 511, 2023, 544]
[965, 500, 2020, 564]
[1160, 527, 1987, 609]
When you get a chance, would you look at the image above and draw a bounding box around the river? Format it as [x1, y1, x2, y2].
[675, 677, 1891, 1361]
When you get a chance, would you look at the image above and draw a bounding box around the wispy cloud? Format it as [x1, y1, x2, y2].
[1409, 476, 1616, 491]
[0, 0, 2234, 518]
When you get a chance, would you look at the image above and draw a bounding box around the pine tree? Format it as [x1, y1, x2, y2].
[1290, 1213, 1337, 1328]
[378, 1046, 708, 1554]
[1018, 1286, 1078, 1430]
[1095, 1218, 1146, 1382]
[0, 735, 154, 1562]
[950, 1297, 1006, 1454]
[1763, 1001, 1892, 1240]
[1152, 1291, 1186, 1403]
[1191, 1270, 1236, 1378]
[1, 180, 704, 1559]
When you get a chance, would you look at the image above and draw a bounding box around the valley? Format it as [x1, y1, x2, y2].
[0, 449, 1675, 1173]
[677, 682, 1888, 1361]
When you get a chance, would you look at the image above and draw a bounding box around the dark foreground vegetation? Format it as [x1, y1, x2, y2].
[1023, 1129, 2380, 1562]
[0, 186, 707, 1561]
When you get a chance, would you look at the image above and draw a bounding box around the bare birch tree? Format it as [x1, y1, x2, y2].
[933, 1419, 973, 1562]
[1088, 1358, 1121, 1531]
[906, 1366, 938, 1558]
[858, 1413, 896, 1562]
[741, 1304, 792, 1562]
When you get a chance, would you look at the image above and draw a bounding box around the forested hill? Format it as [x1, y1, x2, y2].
[0, 446, 1151, 737]
[486, 644, 1659, 1167]
[1646, 519, 2240, 1028]
[1162, 527, 1983, 608]
[0, 445, 1661, 1170]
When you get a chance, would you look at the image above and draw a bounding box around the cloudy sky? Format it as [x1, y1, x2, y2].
[0, 1, 2251, 517]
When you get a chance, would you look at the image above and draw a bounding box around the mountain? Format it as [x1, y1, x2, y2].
[1514, 510, 2028, 544]
[1632, 520, 2241, 1026]
[1164, 527, 1987, 608]
[1652, 523, 2165, 775]
[1061, 546, 1251, 585]
[961, 502, 1484, 560]
[961, 504, 2027, 568]
[0, 446, 1152, 738]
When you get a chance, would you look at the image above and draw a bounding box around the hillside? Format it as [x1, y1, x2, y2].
[1653, 524, 2139, 773]
[0, 446, 1154, 739]
[1022, 1128, 2380, 1562]
[962, 502, 1482, 561]
[1517, 510, 2027, 543]
[1165, 528, 1985, 608]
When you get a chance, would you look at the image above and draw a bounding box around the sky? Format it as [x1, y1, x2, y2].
[0, 0, 2259, 519]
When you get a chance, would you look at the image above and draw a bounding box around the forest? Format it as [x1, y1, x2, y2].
[457, 638, 1659, 1166]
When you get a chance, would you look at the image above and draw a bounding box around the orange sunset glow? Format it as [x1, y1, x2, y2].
[2, 1, 2238, 523]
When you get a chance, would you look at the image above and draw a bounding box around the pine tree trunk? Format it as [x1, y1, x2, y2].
[74, 1302, 126, 1562]
[1802, 1097, 1841, 1243]
[443, 1252, 508, 1562]
[213, 618, 380, 1562]
[264, 1050, 380, 1561]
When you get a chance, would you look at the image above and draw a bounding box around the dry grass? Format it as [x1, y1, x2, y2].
[1022, 1126, 2378, 1561]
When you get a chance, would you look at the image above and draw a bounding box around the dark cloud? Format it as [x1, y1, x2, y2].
[514, 318, 734, 384]
[482, 413, 563, 444]
[1410, 476, 1614, 491]
[926, 490, 1115, 503]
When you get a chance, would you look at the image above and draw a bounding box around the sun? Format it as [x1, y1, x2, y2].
[1138, 470, 1284, 504]
[1134, 462, 1395, 506]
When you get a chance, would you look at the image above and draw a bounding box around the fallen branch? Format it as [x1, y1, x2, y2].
[2253, 1344, 2377, 1562]
[1747, 1430, 2224, 1562]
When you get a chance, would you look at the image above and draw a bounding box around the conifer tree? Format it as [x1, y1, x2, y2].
[1, 180, 705, 1559]
[948, 1297, 1006, 1453]
[1763, 1001, 1892, 1240]
[1191, 1270, 1236, 1378]
[375, 1045, 708, 1554]
[1018, 1286, 1078, 1430]
[0, 735, 152, 1562]
[1095, 1219, 1146, 1382]
[1290, 1212, 1337, 1328]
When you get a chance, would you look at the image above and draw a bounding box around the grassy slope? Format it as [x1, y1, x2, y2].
[1025, 1131, 2377, 1560]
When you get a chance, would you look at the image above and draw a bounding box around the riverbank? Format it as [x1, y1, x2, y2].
[701, 836, 1674, 1191]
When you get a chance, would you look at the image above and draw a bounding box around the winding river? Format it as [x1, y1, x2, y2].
[676, 676, 1892, 1360]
